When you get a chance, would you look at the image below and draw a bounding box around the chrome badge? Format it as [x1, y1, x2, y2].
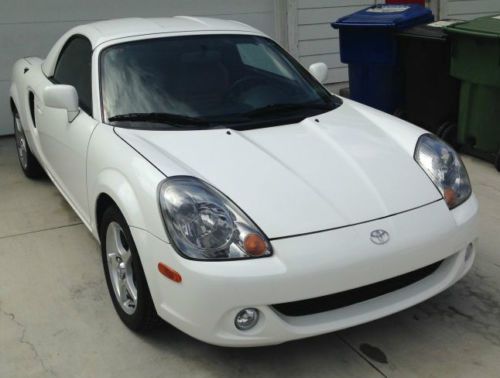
[370, 229, 390, 245]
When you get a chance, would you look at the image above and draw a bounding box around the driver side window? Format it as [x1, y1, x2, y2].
[53, 36, 92, 114]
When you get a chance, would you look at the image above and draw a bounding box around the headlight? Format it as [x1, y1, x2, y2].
[159, 176, 272, 260]
[414, 134, 471, 209]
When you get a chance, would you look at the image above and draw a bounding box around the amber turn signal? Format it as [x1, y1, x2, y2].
[158, 262, 182, 283]
[443, 188, 457, 207]
[243, 234, 267, 256]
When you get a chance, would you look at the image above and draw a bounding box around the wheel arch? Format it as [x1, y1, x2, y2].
[95, 192, 118, 238]
[90, 169, 150, 241]
[10, 97, 18, 114]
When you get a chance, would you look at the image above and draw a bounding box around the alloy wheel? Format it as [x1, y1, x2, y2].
[105, 221, 138, 315]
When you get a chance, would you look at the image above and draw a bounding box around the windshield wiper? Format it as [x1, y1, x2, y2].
[108, 112, 212, 127]
[241, 102, 333, 118]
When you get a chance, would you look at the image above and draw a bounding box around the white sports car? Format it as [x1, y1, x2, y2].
[10, 17, 478, 347]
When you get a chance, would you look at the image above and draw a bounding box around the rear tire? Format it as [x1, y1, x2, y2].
[13, 112, 44, 179]
[99, 205, 162, 331]
[495, 150, 500, 172]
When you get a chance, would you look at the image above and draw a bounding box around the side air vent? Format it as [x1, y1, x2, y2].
[28, 91, 36, 128]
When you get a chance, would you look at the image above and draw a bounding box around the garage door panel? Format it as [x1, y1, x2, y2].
[0, 21, 81, 82]
[0, 81, 13, 136]
[0, 0, 274, 24]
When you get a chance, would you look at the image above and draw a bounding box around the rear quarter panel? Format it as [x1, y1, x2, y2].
[10, 57, 49, 161]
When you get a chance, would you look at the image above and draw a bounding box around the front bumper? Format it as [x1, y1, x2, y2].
[132, 195, 478, 347]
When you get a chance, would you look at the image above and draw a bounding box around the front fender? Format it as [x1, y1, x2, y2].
[90, 168, 146, 238]
[87, 124, 168, 244]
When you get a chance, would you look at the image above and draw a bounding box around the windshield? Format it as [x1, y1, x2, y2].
[100, 34, 341, 129]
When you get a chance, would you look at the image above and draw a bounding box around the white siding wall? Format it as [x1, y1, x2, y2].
[441, 0, 500, 20]
[0, 0, 277, 135]
[289, 0, 374, 85]
[290, 0, 500, 86]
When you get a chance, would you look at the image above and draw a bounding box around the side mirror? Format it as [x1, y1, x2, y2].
[308, 62, 328, 84]
[43, 85, 79, 122]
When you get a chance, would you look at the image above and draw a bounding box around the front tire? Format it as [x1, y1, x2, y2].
[13, 113, 44, 178]
[99, 205, 161, 331]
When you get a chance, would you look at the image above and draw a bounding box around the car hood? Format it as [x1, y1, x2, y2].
[115, 99, 441, 239]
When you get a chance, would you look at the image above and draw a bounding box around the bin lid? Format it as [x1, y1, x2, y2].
[332, 4, 434, 30]
[397, 20, 463, 41]
[445, 15, 500, 38]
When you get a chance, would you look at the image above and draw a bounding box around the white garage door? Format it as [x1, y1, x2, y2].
[0, 0, 277, 135]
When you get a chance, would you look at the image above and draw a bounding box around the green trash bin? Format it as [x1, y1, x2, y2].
[446, 16, 500, 171]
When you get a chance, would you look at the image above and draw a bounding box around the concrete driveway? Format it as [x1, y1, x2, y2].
[1, 136, 499, 378]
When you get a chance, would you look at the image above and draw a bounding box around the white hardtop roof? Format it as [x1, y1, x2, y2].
[72, 16, 263, 48]
[42, 16, 266, 76]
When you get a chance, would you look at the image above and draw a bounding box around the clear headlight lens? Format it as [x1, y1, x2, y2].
[414, 134, 471, 209]
[159, 176, 272, 260]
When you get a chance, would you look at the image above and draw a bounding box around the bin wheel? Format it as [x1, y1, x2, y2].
[495, 150, 500, 172]
[437, 122, 458, 149]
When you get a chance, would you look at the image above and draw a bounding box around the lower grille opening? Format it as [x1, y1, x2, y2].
[272, 260, 443, 317]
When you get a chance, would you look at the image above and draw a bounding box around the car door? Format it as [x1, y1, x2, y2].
[37, 35, 98, 224]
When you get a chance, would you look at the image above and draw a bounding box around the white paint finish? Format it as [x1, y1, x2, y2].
[116, 101, 441, 239]
[42, 17, 268, 77]
[42, 85, 79, 122]
[308, 61, 329, 83]
[2, 135, 499, 374]
[9, 20, 479, 346]
[134, 199, 478, 346]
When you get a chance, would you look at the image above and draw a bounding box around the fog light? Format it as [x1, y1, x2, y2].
[235, 308, 259, 331]
[465, 243, 474, 261]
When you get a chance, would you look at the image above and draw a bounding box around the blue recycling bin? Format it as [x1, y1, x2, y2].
[332, 4, 434, 113]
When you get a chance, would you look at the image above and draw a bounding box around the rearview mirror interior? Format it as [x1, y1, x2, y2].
[308, 62, 328, 84]
[43, 85, 79, 122]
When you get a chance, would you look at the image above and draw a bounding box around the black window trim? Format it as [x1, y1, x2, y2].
[50, 34, 93, 116]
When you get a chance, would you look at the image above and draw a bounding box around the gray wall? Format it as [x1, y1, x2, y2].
[292, 0, 373, 85]
[0, 0, 277, 135]
[441, 0, 500, 19]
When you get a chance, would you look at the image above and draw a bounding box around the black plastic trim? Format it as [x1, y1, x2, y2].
[273, 259, 443, 317]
